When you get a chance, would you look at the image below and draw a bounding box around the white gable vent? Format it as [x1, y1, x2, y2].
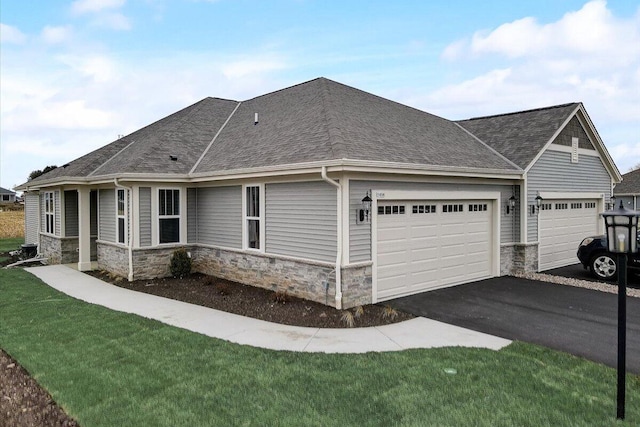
[571, 137, 579, 163]
[254, 112, 259, 125]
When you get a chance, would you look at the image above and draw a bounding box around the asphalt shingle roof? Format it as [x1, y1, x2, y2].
[456, 103, 580, 169]
[26, 77, 586, 187]
[614, 168, 640, 195]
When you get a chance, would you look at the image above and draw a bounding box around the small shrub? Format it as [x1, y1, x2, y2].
[340, 311, 355, 328]
[273, 290, 290, 304]
[354, 306, 364, 318]
[170, 248, 192, 278]
[381, 305, 398, 320]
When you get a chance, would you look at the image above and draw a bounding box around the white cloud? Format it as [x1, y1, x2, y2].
[221, 58, 287, 79]
[91, 12, 132, 30]
[71, 0, 126, 15]
[41, 26, 73, 44]
[0, 23, 27, 44]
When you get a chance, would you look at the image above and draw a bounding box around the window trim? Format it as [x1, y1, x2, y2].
[157, 188, 182, 245]
[44, 191, 55, 235]
[116, 188, 128, 245]
[242, 184, 265, 252]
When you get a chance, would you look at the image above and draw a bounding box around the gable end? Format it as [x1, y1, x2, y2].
[551, 116, 595, 150]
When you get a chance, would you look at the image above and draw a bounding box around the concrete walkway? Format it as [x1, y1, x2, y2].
[25, 265, 511, 353]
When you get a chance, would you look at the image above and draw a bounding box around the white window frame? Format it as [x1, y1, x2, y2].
[44, 191, 55, 235]
[116, 189, 128, 245]
[158, 188, 181, 244]
[242, 184, 265, 252]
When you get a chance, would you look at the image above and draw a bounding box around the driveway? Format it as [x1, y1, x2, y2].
[388, 276, 640, 373]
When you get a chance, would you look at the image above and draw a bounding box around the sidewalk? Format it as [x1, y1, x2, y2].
[26, 265, 511, 353]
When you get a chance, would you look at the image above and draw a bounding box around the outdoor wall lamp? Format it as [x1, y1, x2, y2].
[531, 194, 543, 215]
[610, 195, 617, 210]
[601, 201, 640, 420]
[506, 195, 517, 215]
[357, 192, 373, 224]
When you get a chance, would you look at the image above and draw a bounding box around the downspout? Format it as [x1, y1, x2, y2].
[114, 178, 134, 282]
[321, 166, 343, 309]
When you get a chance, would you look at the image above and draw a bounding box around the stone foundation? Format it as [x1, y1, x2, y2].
[97, 242, 129, 278]
[500, 243, 539, 275]
[341, 263, 373, 308]
[40, 235, 79, 264]
[133, 246, 190, 280]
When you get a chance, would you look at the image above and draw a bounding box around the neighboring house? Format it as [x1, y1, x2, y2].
[0, 187, 16, 203]
[16, 78, 621, 308]
[613, 168, 640, 210]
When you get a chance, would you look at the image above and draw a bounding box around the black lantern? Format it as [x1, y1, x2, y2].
[601, 201, 640, 420]
[610, 195, 617, 210]
[532, 194, 543, 215]
[357, 193, 373, 224]
[507, 195, 516, 215]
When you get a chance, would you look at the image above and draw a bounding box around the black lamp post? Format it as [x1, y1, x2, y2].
[601, 201, 640, 420]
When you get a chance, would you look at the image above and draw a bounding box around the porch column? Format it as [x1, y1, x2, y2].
[77, 187, 92, 271]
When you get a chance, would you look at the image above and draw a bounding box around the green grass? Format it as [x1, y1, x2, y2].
[0, 237, 22, 262]
[1, 267, 640, 426]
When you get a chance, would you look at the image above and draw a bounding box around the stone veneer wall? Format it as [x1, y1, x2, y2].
[39, 235, 79, 264]
[97, 242, 129, 278]
[192, 247, 371, 309]
[132, 247, 186, 280]
[500, 243, 539, 275]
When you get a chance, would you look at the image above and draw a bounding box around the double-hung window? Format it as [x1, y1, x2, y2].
[116, 189, 127, 244]
[44, 192, 55, 235]
[245, 185, 262, 250]
[159, 189, 180, 244]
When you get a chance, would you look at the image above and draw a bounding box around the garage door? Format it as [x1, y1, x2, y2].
[376, 200, 494, 301]
[539, 200, 599, 271]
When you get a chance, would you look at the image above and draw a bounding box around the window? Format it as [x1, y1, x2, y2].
[378, 204, 406, 215]
[116, 189, 127, 244]
[443, 204, 463, 213]
[1, 194, 9, 201]
[469, 204, 488, 212]
[555, 203, 568, 210]
[159, 189, 180, 244]
[245, 186, 261, 249]
[571, 202, 583, 209]
[540, 203, 552, 211]
[44, 192, 55, 234]
[585, 202, 596, 209]
[412, 204, 436, 214]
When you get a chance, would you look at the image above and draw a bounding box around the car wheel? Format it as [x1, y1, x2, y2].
[591, 254, 617, 281]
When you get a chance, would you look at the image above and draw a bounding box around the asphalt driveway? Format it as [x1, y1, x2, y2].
[388, 276, 640, 373]
[544, 262, 640, 287]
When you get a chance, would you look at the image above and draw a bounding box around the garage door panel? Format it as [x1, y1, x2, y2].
[539, 199, 599, 271]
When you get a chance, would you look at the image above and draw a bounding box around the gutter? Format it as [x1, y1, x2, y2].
[321, 166, 343, 309]
[114, 178, 134, 282]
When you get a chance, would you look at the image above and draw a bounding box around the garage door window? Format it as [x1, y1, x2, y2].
[412, 205, 436, 214]
[469, 203, 487, 212]
[443, 204, 463, 213]
[585, 202, 596, 209]
[571, 202, 583, 209]
[555, 203, 568, 210]
[378, 205, 405, 215]
[540, 203, 552, 211]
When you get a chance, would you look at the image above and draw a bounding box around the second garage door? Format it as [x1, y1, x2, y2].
[538, 199, 600, 271]
[376, 199, 495, 301]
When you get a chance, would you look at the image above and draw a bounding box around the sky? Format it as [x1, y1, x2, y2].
[1, 0, 639, 191]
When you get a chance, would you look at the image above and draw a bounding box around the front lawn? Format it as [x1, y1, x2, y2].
[1, 267, 639, 426]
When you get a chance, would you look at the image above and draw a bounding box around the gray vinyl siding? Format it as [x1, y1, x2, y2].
[187, 188, 197, 243]
[350, 180, 517, 263]
[527, 149, 612, 242]
[196, 186, 242, 248]
[99, 189, 115, 243]
[139, 187, 152, 247]
[617, 196, 638, 210]
[265, 181, 337, 263]
[24, 192, 39, 244]
[64, 190, 78, 237]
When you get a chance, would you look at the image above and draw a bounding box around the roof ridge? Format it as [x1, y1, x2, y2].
[319, 78, 347, 159]
[189, 101, 242, 174]
[460, 102, 580, 122]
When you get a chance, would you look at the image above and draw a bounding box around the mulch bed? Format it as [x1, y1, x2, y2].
[88, 271, 414, 329]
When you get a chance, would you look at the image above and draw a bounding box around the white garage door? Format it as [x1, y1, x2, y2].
[539, 200, 600, 271]
[376, 200, 494, 301]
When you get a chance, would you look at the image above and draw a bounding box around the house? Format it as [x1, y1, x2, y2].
[16, 77, 621, 309]
[0, 187, 16, 203]
[613, 168, 640, 210]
